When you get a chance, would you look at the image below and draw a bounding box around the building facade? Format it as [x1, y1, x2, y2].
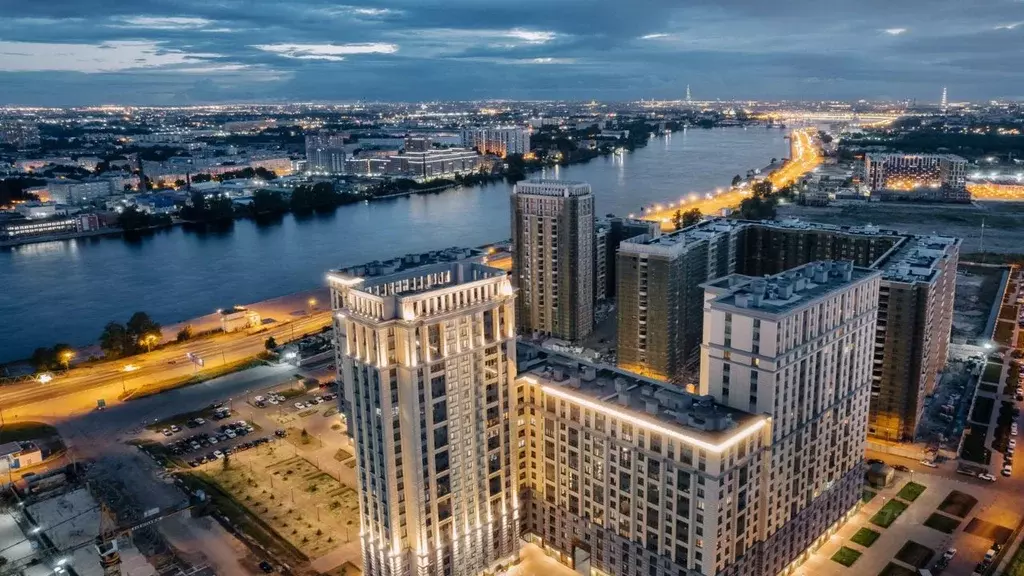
[700, 261, 880, 575]
[0, 121, 40, 148]
[330, 262, 521, 576]
[617, 218, 958, 442]
[388, 138, 479, 179]
[863, 153, 968, 201]
[306, 132, 348, 174]
[616, 220, 740, 382]
[511, 180, 595, 341]
[461, 128, 531, 157]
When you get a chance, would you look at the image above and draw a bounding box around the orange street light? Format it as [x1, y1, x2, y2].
[60, 350, 75, 370]
[141, 333, 159, 353]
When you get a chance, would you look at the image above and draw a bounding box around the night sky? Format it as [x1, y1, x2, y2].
[1, 0, 1022, 105]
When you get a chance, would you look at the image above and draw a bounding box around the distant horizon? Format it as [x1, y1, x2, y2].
[0, 96, 1002, 110]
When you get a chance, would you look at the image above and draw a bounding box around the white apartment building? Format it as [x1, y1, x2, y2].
[461, 128, 531, 157]
[863, 153, 968, 201]
[700, 260, 880, 575]
[47, 179, 117, 205]
[511, 180, 595, 342]
[329, 262, 521, 576]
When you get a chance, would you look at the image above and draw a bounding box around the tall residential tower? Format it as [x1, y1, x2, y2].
[510, 180, 595, 341]
[329, 262, 520, 576]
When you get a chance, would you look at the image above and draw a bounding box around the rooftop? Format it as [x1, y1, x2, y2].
[514, 179, 592, 197]
[517, 347, 767, 450]
[708, 260, 879, 315]
[877, 234, 960, 284]
[27, 488, 104, 576]
[330, 246, 487, 279]
[619, 219, 741, 257]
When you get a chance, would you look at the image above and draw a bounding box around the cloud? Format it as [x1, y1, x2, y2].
[882, 28, 908, 35]
[0, 40, 224, 73]
[506, 29, 557, 43]
[640, 33, 670, 39]
[251, 43, 399, 61]
[113, 16, 215, 29]
[995, 22, 1023, 30]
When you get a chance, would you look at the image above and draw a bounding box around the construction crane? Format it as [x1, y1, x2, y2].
[59, 502, 194, 576]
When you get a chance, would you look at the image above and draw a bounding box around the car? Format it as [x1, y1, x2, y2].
[920, 459, 938, 468]
[161, 428, 173, 437]
[979, 472, 997, 482]
[943, 548, 957, 560]
[892, 464, 910, 472]
[226, 430, 237, 439]
[170, 425, 181, 433]
[1003, 466, 1013, 477]
[268, 397, 279, 405]
[195, 417, 206, 425]
[208, 436, 219, 445]
[275, 429, 287, 437]
[294, 401, 306, 409]
[259, 561, 274, 573]
[1011, 439, 1018, 450]
[254, 395, 265, 403]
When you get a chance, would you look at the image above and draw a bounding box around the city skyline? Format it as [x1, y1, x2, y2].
[1, 0, 1023, 105]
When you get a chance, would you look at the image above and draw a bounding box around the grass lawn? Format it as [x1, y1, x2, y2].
[896, 482, 926, 502]
[870, 500, 909, 528]
[831, 546, 862, 567]
[971, 396, 996, 423]
[0, 421, 59, 444]
[1005, 540, 1024, 576]
[983, 362, 1004, 383]
[938, 490, 979, 518]
[878, 562, 918, 576]
[961, 425, 992, 464]
[862, 489, 877, 504]
[851, 527, 881, 548]
[924, 513, 961, 534]
[894, 540, 935, 569]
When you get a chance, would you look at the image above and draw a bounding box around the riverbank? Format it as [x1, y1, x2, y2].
[1, 126, 787, 363]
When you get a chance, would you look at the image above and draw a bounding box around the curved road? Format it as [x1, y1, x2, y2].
[0, 312, 331, 413]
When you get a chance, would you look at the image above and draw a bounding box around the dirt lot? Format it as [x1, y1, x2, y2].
[954, 265, 1004, 343]
[196, 442, 360, 560]
[777, 200, 1024, 255]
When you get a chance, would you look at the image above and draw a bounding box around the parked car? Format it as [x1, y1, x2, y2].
[920, 459, 938, 468]
[1002, 466, 1013, 477]
[979, 473, 997, 482]
[893, 464, 910, 472]
[943, 548, 958, 560]
[161, 428, 173, 437]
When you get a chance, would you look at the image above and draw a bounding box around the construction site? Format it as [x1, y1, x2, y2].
[0, 461, 212, 576]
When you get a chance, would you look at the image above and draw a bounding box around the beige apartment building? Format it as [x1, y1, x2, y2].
[616, 218, 959, 442]
[329, 262, 521, 576]
[511, 180, 595, 342]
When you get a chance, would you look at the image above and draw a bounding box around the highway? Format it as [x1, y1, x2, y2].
[0, 311, 331, 412]
[640, 128, 821, 229]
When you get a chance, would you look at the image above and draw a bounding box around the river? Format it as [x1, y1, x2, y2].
[0, 127, 787, 362]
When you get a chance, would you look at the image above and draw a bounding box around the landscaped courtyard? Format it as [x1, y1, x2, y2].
[850, 527, 880, 548]
[195, 442, 361, 559]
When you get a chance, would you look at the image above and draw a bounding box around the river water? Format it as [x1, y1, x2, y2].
[0, 127, 786, 362]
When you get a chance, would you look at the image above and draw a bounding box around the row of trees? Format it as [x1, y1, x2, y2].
[117, 206, 173, 231]
[671, 207, 703, 230]
[99, 312, 162, 358]
[29, 343, 75, 371]
[731, 180, 795, 220]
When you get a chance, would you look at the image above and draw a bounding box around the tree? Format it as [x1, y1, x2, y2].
[126, 312, 161, 353]
[99, 322, 129, 358]
[731, 174, 742, 187]
[176, 325, 194, 342]
[672, 209, 683, 231]
[265, 336, 278, 350]
[251, 189, 288, 215]
[681, 208, 702, 228]
[752, 180, 773, 198]
[30, 347, 57, 371]
[222, 453, 231, 470]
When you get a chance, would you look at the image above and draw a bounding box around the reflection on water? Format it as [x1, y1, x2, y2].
[0, 127, 785, 361]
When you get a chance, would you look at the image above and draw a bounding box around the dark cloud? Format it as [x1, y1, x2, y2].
[0, 0, 1021, 104]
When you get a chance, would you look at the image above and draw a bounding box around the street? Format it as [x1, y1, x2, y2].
[0, 311, 331, 416]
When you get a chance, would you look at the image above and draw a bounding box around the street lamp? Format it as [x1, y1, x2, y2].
[121, 364, 139, 394]
[308, 298, 317, 314]
[141, 333, 159, 353]
[60, 350, 75, 371]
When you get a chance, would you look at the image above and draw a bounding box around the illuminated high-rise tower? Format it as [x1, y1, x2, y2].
[686, 84, 692, 104]
[940, 86, 948, 112]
